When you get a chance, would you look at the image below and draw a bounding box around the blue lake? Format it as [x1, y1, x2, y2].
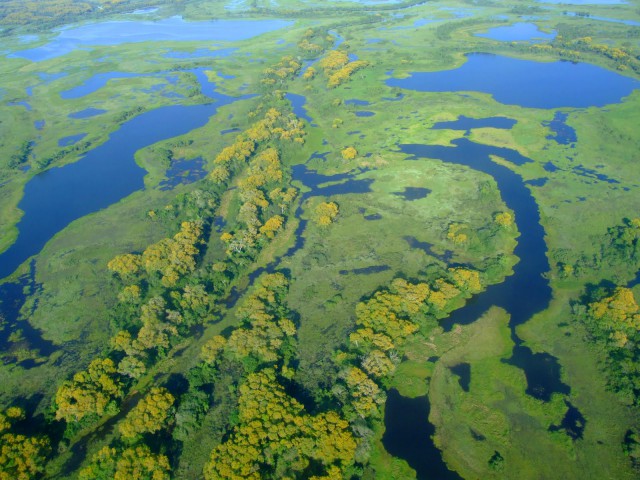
[386, 53, 640, 108]
[10, 17, 293, 62]
[285, 93, 315, 125]
[58, 133, 87, 147]
[432, 115, 517, 132]
[476, 22, 556, 42]
[0, 70, 252, 280]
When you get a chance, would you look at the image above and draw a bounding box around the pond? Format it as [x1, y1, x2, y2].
[386, 53, 640, 108]
[383, 389, 463, 480]
[10, 17, 294, 61]
[476, 22, 556, 42]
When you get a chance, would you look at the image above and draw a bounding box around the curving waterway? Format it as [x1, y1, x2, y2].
[0, 68, 253, 280]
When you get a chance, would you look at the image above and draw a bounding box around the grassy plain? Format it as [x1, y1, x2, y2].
[1, 0, 640, 478]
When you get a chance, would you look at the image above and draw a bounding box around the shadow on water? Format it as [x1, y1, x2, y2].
[399, 137, 571, 401]
[382, 389, 463, 480]
[0, 261, 57, 367]
[0, 69, 254, 281]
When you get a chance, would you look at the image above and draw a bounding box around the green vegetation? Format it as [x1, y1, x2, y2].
[1, 0, 640, 478]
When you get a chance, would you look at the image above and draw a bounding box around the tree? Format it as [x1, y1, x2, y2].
[314, 202, 339, 226]
[55, 358, 124, 422]
[259, 215, 284, 238]
[119, 388, 175, 438]
[200, 335, 227, 365]
[494, 211, 514, 227]
[203, 369, 355, 480]
[107, 253, 142, 281]
[80, 445, 170, 480]
[341, 146, 358, 160]
[0, 407, 50, 480]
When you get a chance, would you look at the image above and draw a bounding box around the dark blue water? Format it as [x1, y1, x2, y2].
[393, 186, 431, 200]
[387, 53, 640, 108]
[68, 108, 107, 119]
[450, 363, 471, 392]
[285, 93, 315, 125]
[159, 157, 207, 190]
[355, 111, 376, 117]
[11, 17, 293, 61]
[543, 112, 577, 145]
[400, 138, 571, 401]
[0, 75, 251, 280]
[549, 400, 586, 440]
[404, 235, 454, 263]
[0, 261, 56, 366]
[58, 133, 87, 147]
[433, 115, 517, 132]
[476, 22, 556, 42]
[34, 120, 45, 130]
[383, 389, 463, 480]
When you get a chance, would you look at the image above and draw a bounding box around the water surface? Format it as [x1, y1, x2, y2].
[387, 53, 639, 108]
[68, 108, 107, 119]
[476, 22, 556, 42]
[383, 389, 463, 480]
[11, 17, 293, 61]
[0, 72, 251, 279]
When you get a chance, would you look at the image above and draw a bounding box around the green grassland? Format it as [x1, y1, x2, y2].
[1, 0, 640, 478]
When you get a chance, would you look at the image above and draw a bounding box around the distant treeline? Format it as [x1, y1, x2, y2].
[0, 0, 172, 33]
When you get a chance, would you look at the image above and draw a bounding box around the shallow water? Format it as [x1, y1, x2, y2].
[11, 17, 293, 61]
[476, 22, 556, 42]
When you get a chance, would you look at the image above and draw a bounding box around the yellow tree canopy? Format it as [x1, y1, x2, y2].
[119, 387, 175, 438]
